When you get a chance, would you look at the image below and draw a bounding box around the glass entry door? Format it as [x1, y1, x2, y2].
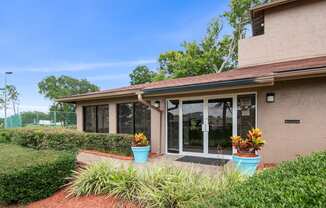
[181, 97, 233, 158]
[207, 98, 233, 155]
[182, 100, 204, 153]
[168, 94, 256, 159]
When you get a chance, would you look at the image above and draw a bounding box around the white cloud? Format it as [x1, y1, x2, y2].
[0, 59, 156, 73]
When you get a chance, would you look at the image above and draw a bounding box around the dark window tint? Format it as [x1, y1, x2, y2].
[182, 100, 204, 153]
[83, 106, 97, 132]
[97, 105, 110, 133]
[134, 102, 151, 139]
[117, 102, 151, 139]
[117, 103, 134, 134]
[167, 100, 179, 153]
[237, 94, 256, 137]
[208, 98, 233, 155]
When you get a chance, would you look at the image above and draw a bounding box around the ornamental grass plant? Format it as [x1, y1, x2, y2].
[68, 162, 243, 208]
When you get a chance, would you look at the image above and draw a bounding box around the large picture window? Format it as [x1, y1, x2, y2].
[117, 102, 151, 139]
[83, 105, 109, 133]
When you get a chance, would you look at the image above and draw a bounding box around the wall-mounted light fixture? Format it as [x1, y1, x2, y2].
[153, 100, 160, 108]
[266, 92, 275, 103]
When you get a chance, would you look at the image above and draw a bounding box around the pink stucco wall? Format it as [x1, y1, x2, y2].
[239, 0, 326, 67]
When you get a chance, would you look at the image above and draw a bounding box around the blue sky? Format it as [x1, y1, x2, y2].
[0, 0, 231, 115]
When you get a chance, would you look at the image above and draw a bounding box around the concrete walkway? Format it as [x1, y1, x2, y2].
[77, 152, 226, 175]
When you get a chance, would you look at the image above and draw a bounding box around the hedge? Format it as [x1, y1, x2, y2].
[0, 128, 133, 156]
[0, 144, 76, 204]
[205, 151, 326, 208]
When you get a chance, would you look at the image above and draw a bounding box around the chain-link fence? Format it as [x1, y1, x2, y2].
[4, 111, 76, 128]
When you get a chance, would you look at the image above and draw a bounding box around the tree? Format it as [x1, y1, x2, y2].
[154, 18, 231, 79]
[6, 85, 20, 114]
[20, 111, 50, 126]
[219, 0, 269, 71]
[129, 65, 155, 85]
[0, 85, 20, 114]
[129, 0, 268, 82]
[38, 75, 99, 125]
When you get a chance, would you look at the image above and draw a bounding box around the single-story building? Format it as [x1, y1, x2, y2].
[58, 0, 326, 163]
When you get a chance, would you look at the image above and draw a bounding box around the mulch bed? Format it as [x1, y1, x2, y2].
[27, 189, 138, 208]
[80, 150, 162, 160]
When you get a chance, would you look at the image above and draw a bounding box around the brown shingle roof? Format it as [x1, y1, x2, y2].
[143, 55, 326, 90]
[57, 55, 326, 101]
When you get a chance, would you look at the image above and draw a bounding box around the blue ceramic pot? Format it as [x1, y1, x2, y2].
[232, 155, 261, 176]
[131, 146, 150, 164]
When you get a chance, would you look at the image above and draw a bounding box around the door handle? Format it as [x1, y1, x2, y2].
[202, 123, 209, 132]
[202, 124, 206, 132]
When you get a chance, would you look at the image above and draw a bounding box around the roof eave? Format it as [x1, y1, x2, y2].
[56, 89, 142, 103]
[251, 0, 298, 18]
[143, 77, 274, 96]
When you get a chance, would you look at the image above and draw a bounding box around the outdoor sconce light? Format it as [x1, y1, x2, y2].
[153, 101, 160, 108]
[266, 92, 275, 103]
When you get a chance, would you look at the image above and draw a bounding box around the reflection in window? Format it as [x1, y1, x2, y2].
[97, 105, 110, 133]
[117, 103, 134, 134]
[135, 102, 151, 139]
[208, 98, 233, 155]
[182, 100, 204, 153]
[117, 102, 151, 139]
[167, 100, 179, 153]
[237, 94, 256, 137]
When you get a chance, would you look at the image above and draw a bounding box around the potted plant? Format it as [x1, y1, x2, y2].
[131, 133, 150, 164]
[231, 128, 265, 176]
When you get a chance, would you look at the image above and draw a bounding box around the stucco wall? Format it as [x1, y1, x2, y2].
[257, 77, 326, 163]
[76, 104, 83, 131]
[239, 0, 326, 67]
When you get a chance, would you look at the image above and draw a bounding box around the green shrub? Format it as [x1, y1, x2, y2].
[0, 144, 76, 204]
[0, 128, 133, 156]
[68, 163, 141, 201]
[68, 162, 243, 208]
[205, 151, 326, 208]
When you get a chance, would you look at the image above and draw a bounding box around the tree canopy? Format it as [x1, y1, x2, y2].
[38, 75, 99, 124]
[38, 75, 99, 100]
[129, 65, 155, 85]
[129, 0, 268, 84]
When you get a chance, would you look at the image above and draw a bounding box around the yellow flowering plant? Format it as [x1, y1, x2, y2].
[132, 132, 149, 147]
[231, 128, 265, 155]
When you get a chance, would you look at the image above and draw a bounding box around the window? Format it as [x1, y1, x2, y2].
[134, 102, 151, 139]
[237, 94, 256, 137]
[84, 106, 96, 132]
[252, 11, 264, 36]
[83, 105, 109, 133]
[167, 100, 179, 153]
[97, 105, 110, 133]
[117, 102, 151, 139]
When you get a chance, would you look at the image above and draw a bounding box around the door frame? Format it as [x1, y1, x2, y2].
[165, 92, 257, 159]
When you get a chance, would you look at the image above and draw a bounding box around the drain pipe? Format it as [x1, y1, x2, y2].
[137, 92, 163, 154]
[137, 92, 163, 113]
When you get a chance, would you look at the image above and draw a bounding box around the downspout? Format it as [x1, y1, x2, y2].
[137, 92, 163, 154]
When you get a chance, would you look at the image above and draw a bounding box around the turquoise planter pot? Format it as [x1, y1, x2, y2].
[232, 155, 261, 176]
[131, 146, 150, 164]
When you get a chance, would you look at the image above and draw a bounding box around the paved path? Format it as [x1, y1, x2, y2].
[77, 152, 225, 175]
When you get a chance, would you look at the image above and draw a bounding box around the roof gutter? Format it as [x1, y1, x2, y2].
[143, 77, 274, 96]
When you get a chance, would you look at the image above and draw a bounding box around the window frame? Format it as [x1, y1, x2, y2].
[116, 102, 151, 139]
[83, 104, 110, 133]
